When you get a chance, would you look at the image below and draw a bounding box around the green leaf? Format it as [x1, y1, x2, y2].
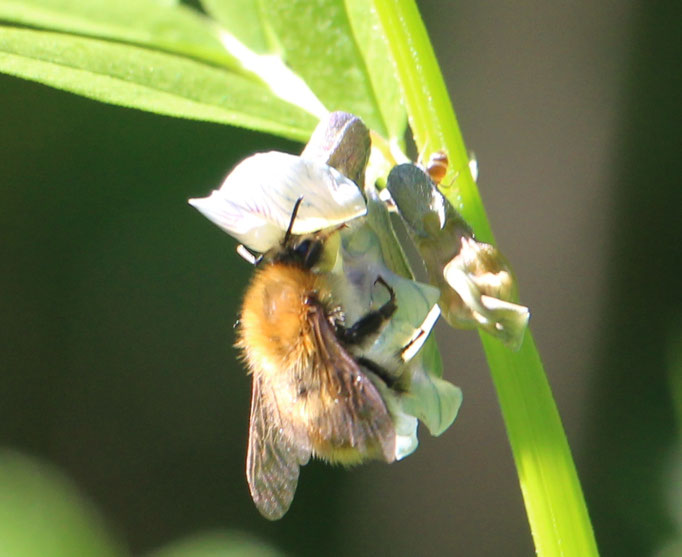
[259, 0, 401, 137]
[0, 27, 317, 140]
[0, 0, 236, 67]
[0, 450, 126, 557]
[205, 0, 405, 139]
[344, 0, 406, 140]
[199, 0, 270, 53]
[0, 0, 405, 142]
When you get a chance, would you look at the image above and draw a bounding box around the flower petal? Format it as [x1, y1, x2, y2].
[330, 188, 461, 460]
[189, 151, 366, 252]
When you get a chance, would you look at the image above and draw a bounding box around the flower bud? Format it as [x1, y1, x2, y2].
[300, 111, 371, 187]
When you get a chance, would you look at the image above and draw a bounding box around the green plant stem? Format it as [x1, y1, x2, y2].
[372, 1, 599, 556]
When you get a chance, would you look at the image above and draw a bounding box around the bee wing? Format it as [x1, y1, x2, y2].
[246, 375, 311, 520]
[311, 312, 397, 462]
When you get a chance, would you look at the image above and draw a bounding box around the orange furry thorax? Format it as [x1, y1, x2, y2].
[237, 262, 331, 381]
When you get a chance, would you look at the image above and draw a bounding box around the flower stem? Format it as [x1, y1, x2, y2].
[372, 1, 599, 555]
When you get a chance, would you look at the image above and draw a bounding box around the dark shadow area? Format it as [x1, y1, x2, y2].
[580, 2, 682, 555]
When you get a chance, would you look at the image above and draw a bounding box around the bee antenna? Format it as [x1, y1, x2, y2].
[283, 196, 304, 245]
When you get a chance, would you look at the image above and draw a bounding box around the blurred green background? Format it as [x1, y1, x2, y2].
[1, 1, 681, 556]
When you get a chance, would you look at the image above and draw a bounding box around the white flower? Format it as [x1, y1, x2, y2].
[333, 190, 462, 460]
[189, 151, 366, 253]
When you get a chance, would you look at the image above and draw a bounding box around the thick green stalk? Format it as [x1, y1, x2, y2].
[371, 1, 599, 555]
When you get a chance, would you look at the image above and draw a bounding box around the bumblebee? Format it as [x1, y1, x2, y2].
[237, 199, 397, 519]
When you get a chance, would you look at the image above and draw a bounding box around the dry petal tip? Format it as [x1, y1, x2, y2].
[443, 239, 530, 350]
[386, 163, 529, 349]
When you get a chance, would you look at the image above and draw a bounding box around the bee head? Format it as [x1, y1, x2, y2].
[268, 234, 324, 269]
[255, 197, 322, 269]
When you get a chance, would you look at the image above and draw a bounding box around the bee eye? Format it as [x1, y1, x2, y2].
[294, 239, 312, 257]
[290, 238, 323, 267]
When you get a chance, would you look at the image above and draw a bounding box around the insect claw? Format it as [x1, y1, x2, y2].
[373, 276, 396, 304]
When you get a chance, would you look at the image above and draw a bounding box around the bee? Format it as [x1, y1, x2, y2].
[237, 198, 398, 520]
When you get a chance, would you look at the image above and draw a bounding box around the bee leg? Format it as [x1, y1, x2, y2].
[356, 356, 400, 389]
[336, 276, 397, 346]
